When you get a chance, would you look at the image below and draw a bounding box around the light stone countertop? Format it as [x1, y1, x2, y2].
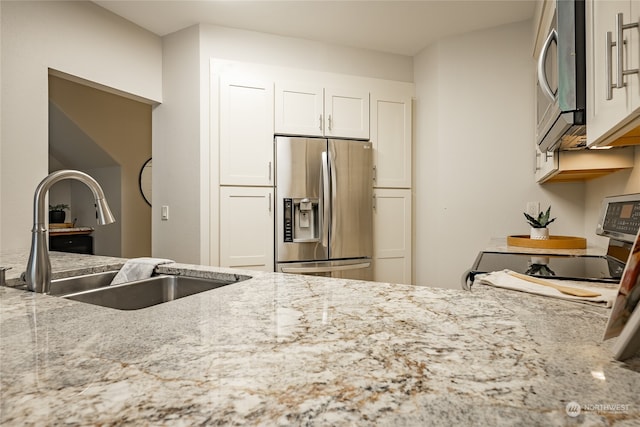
[1, 251, 639, 426]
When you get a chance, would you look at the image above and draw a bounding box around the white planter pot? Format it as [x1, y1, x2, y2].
[530, 227, 549, 240]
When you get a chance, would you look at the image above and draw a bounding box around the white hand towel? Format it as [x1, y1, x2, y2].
[110, 257, 174, 285]
[476, 269, 618, 307]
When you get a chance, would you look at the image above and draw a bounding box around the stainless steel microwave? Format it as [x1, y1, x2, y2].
[536, 0, 586, 152]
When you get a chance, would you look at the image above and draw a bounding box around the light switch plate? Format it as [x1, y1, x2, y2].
[161, 205, 169, 221]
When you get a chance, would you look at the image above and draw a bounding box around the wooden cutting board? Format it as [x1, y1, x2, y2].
[507, 235, 587, 249]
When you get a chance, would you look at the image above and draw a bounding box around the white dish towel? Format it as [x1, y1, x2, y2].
[110, 257, 174, 286]
[476, 269, 618, 307]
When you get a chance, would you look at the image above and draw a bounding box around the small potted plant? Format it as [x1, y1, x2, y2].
[49, 203, 70, 224]
[524, 205, 556, 240]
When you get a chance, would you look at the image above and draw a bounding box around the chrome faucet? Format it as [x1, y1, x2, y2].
[25, 170, 116, 293]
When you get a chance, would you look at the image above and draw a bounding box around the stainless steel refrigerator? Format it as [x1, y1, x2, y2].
[275, 136, 373, 280]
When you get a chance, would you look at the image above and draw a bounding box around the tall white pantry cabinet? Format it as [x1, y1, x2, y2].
[214, 61, 413, 284]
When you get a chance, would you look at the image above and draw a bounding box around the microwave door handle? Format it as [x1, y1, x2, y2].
[321, 151, 330, 248]
[537, 28, 557, 102]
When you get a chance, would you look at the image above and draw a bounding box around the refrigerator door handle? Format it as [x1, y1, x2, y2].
[321, 151, 330, 248]
[281, 262, 371, 274]
[328, 144, 338, 241]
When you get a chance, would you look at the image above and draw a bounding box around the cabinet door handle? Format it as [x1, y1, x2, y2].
[373, 193, 377, 211]
[328, 114, 332, 131]
[616, 13, 625, 89]
[608, 13, 639, 100]
[268, 161, 272, 182]
[268, 193, 272, 213]
[606, 31, 616, 100]
[372, 165, 377, 183]
[319, 114, 323, 131]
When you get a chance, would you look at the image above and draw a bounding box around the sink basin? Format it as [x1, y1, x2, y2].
[49, 271, 118, 296]
[62, 275, 242, 310]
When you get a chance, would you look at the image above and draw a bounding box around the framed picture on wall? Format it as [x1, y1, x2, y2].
[603, 227, 640, 361]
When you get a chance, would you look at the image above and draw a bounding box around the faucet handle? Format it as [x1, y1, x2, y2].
[0, 267, 12, 287]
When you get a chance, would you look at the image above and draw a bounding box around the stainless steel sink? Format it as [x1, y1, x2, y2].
[62, 275, 244, 310]
[49, 271, 118, 296]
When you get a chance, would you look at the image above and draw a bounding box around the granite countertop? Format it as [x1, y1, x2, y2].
[1, 251, 639, 425]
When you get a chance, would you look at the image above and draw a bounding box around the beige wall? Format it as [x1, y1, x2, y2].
[49, 76, 151, 257]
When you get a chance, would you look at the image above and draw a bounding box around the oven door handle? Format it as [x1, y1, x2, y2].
[281, 262, 370, 274]
[537, 28, 557, 103]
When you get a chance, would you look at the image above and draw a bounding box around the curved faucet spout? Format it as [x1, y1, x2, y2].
[25, 170, 116, 293]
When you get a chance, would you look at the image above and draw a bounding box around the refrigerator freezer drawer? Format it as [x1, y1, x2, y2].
[277, 259, 373, 281]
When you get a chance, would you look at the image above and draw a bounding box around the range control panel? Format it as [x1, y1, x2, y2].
[597, 194, 640, 243]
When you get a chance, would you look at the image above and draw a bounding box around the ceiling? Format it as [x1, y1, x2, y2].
[93, 0, 537, 56]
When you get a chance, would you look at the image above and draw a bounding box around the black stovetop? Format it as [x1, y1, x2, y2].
[469, 251, 625, 284]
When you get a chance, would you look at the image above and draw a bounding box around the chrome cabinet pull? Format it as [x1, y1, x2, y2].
[268, 192, 272, 213]
[606, 31, 616, 100]
[372, 165, 377, 183]
[616, 13, 625, 89]
[319, 114, 323, 131]
[607, 13, 639, 100]
[537, 28, 557, 102]
[328, 114, 332, 131]
[373, 194, 377, 211]
[268, 161, 272, 182]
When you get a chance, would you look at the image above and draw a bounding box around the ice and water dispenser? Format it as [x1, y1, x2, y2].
[282, 197, 320, 243]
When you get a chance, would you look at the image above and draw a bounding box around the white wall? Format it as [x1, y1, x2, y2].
[413, 20, 588, 289]
[199, 24, 413, 83]
[0, 1, 161, 252]
[152, 26, 201, 262]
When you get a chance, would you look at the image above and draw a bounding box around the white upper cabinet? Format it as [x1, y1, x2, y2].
[275, 82, 369, 140]
[324, 87, 370, 139]
[219, 76, 274, 186]
[370, 90, 412, 189]
[534, 146, 557, 183]
[274, 82, 324, 137]
[587, 0, 640, 147]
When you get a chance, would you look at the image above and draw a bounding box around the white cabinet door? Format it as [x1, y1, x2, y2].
[219, 186, 274, 271]
[373, 188, 411, 284]
[219, 77, 274, 186]
[534, 147, 557, 183]
[587, 0, 637, 146]
[324, 88, 370, 140]
[371, 91, 412, 188]
[274, 82, 324, 137]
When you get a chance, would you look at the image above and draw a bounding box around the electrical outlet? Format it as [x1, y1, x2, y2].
[526, 202, 539, 218]
[161, 205, 169, 221]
